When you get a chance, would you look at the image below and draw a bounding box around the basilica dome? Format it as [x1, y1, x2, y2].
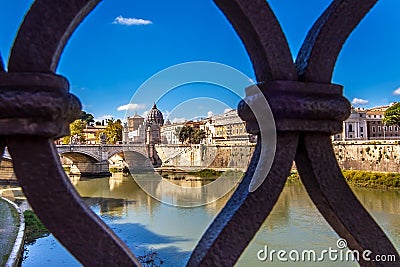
[146, 103, 164, 126]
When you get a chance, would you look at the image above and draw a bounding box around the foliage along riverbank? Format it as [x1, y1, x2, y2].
[287, 170, 400, 189]
[23, 210, 50, 245]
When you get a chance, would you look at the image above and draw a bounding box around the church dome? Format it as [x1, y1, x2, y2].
[146, 103, 164, 126]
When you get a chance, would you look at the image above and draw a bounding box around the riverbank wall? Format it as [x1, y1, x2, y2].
[0, 159, 17, 183]
[0, 197, 25, 267]
[156, 141, 400, 173]
[333, 141, 400, 172]
[155, 144, 256, 171]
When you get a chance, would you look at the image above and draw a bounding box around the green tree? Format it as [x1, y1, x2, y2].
[81, 111, 95, 125]
[176, 126, 192, 144]
[176, 126, 206, 144]
[101, 118, 123, 144]
[383, 103, 400, 127]
[62, 119, 86, 144]
[190, 129, 206, 144]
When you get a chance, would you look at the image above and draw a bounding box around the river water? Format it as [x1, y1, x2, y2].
[4, 173, 399, 266]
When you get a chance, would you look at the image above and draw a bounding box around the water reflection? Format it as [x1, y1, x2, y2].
[3, 174, 397, 267]
[131, 171, 242, 207]
[238, 183, 400, 266]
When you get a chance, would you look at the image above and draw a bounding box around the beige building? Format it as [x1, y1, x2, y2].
[127, 112, 145, 132]
[333, 103, 400, 141]
[206, 110, 253, 144]
[160, 120, 186, 144]
[159, 109, 253, 145]
[366, 105, 400, 140]
[83, 125, 106, 144]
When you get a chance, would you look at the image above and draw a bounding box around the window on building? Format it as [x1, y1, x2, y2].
[348, 124, 353, 132]
[379, 134, 382, 137]
[378, 126, 381, 131]
[374, 115, 376, 118]
[384, 126, 387, 131]
[373, 134, 375, 137]
[361, 134, 363, 137]
[372, 126, 375, 132]
[350, 135, 352, 138]
[360, 127, 363, 132]
[359, 114, 362, 117]
[396, 127, 398, 131]
[378, 121, 381, 124]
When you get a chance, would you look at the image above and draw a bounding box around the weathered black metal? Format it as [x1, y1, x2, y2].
[189, 0, 399, 266]
[2, 0, 141, 266]
[238, 81, 350, 134]
[0, 73, 80, 138]
[296, 0, 378, 82]
[1, 0, 398, 266]
[0, 54, 4, 72]
[9, 0, 101, 72]
[211, 0, 297, 82]
[188, 133, 298, 266]
[7, 136, 140, 266]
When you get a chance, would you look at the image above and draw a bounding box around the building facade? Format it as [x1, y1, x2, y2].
[160, 120, 186, 145]
[333, 103, 400, 141]
[366, 106, 400, 140]
[211, 109, 253, 144]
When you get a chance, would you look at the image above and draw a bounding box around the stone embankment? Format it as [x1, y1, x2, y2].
[155, 144, 255, 170]
[156, 141, 400, 173]
[333, 141, 400, 172]
[0, 197, 25, 267]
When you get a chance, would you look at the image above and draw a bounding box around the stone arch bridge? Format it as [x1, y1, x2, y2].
[56, 144, 150, 176]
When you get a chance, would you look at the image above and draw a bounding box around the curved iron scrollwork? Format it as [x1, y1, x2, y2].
[189, 1, 398, 266]
[0, 0, 398, 266]
[2, 0, 140, 265]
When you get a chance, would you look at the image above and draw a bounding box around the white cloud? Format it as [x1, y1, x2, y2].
[351, 98, 369, 105]
[393, 88, 400, 95]
[113, 16, 152, 26]
[117, 103, 146, 111]
[172, 117, 186, 123]
[207, 111, 213, 118]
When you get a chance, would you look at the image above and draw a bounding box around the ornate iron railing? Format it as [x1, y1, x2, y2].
[0, 0, 398, 266]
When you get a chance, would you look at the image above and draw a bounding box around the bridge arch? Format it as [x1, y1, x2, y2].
[107, 148, 124, 161]
[60, 151, 99, 163]
[59, 151, 110, 177]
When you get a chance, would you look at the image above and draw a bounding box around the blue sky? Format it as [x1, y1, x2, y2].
[1, 0, 400, 122]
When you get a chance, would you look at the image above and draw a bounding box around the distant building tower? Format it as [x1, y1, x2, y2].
[127, 112, 145, 132]
[145, 103, 164, 167]
[146, 103, 164, 126]
[145, 103, 164, 145]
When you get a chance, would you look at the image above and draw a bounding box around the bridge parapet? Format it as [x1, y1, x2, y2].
[56, 145, 103, 161]
[56, 144, 148, 161]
